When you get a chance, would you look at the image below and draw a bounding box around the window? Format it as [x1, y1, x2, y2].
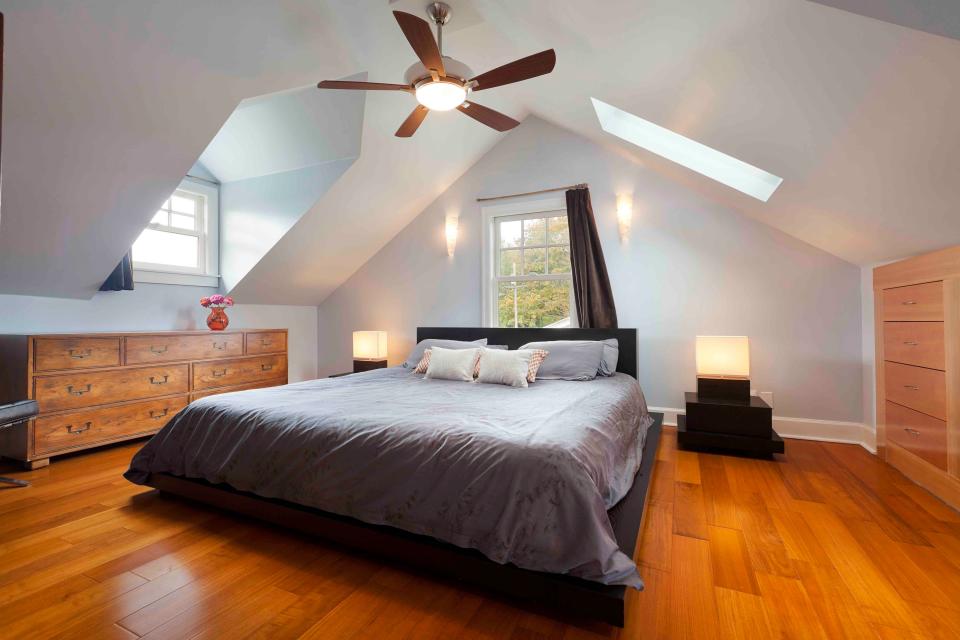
[132, 177, 219, 287]
[483, 198, 575, 328]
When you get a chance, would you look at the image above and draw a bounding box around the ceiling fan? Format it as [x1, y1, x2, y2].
[317, 2, 556, 137]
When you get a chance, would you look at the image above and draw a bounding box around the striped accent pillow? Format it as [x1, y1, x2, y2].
[525, 349, 549, 382]
[414, 348, 433, 374]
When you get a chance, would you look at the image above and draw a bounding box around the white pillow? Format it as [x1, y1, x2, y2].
[425, 347, 481, 382]
[476, 348, 533, 388]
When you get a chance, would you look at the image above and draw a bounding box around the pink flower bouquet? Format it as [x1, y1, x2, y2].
[200, 294, 234, 309]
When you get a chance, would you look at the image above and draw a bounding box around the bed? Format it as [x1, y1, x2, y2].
[125, 327, 662, 626]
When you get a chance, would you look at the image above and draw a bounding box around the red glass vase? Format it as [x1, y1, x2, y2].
[206, 307, 229, 331]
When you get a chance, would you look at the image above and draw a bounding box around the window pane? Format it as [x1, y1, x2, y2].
[523, 217, 546, 246]
[170, 213, 195, 230]
[524, 247, 546, 275]
[151, 210, 167, 225]
[171, 195, 196, 215]
[132, 228, 199, 268]
[547, 216, 569, 244]
[497, 279, 571, 328]
[499, 249, 521, 276]
[547, 246, 571, 274]
[499, 220, 521, 249]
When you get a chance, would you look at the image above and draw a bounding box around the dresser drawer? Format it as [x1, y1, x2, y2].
[34, 337, 120, 372]
[884, 361, 946, 420]
[883, 322, 945, 370]
[126, 333, 244, 364]
[193, 355, 287, 391]
[882, 281, 943, 321]
[245, 331, 287, 355]
[34, 395, 189, 455]
[885, 401, 948, 471]
[34, 365, 190, 412]
[190, 378, 286, 402]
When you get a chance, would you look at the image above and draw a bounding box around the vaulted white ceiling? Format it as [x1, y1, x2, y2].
[1, 0, 958, 302]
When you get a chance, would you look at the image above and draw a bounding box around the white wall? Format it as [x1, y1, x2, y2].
[0, 284, 318, 382]
[317, 117, 864, 424]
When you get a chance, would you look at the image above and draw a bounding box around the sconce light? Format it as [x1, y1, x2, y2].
[445, 213, 459, 257]
[616, 194, 633, 243]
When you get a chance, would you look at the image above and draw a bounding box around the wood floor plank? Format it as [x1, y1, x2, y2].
[755, 572, 830, 639]
[672, 482, 709, 540]
[667, 534, 720, 639]
[707, 525, 758, 595]
[636, 501, 672, 571]
[795, 561, 879, 640]
[714, 587, 776, 639]
[698, 454, 738, 529]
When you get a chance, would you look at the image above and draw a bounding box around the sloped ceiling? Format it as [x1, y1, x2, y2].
[1, 1, 958, 303]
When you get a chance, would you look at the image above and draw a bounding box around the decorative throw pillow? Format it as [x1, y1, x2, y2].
[416, 344, 509, 376]
[476, 348, 533, 388]
[525, 349, 549, 382]
[403, 338, 487, 369]
[425, 347, 481, 382]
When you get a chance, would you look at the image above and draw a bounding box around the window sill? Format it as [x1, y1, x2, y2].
[133, 269, 220, 288]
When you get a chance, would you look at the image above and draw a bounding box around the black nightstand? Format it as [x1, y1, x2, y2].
[677, 392, 784, 456]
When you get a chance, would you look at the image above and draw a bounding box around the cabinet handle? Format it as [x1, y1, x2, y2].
[149, 375, 169, 385]
[66, 422, 92, 434]
[260, 364, 273, 372]
[212, 368, 227, 378]
[903, 428, 921, 437]
[903, 384, 919, 390]
[901, 300, 917, 305]
[902, 341, 919, 346]
[212, 342, 227, 350]
[68, 348, 92, 359]
[66, 384, 92, 396]
[260, 339, 271, 346]
[149, 408, 169, 420]
[150, 345, 168, 354]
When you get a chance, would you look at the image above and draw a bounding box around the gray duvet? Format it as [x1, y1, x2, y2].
[125, 367, 653, 587]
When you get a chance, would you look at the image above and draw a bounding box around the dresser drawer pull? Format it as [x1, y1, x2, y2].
[212, 368, 227, 378]
[149, 408, 169, 420]
[902, 341, 919, 346]
[150, 345, 169, 354]
[66, 422, 92, 434]
[149, 375, 169, 385]
[903, 428, 921, 437]
[68, 348, 92, 359]
[901, 300, 917, 305]
[260, 339, 272, 346]
[212, 341, 227, 351]
[260, 364, 274, 372]
[903, 384, 920, 390]
[66, 384, 92, 396]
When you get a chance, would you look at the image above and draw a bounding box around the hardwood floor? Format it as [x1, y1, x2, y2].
[1, 429, 959, 639]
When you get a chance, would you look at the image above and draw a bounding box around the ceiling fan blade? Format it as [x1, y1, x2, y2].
[317, 80, 410, 91]
[395, 105, 429, 137]
[470, 49, 556, 91]
[456, 101, 520, 132]
[393, 11, 445, 77]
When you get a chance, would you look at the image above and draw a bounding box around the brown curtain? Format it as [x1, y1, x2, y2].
[566, 186, 618, 328]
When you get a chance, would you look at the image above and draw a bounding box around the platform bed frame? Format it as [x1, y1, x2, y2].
[143, 327, 661, 628]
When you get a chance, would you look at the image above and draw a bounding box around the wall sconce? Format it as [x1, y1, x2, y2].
[616, 194, 633, 243]
[445, 213, 459, 257]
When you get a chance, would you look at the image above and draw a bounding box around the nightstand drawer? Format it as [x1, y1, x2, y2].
[34, 337, 120, 372]
[883, 322, 945, 370]
[126, 333, 243, 364]
[884, 361, 946, 420]
[882, 281, 943, 321]
[885, 401, 947, 470]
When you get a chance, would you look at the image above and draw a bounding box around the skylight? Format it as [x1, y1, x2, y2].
[591, 98, 783, 202]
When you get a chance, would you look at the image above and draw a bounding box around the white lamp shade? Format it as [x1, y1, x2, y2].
[695, 336, 750, 378]
[353, 331, 388, 360]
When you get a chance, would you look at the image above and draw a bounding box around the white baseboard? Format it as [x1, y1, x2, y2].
[649, 406, 876, 454]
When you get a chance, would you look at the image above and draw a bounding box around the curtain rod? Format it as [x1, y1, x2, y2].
[475, 183, 588, 202]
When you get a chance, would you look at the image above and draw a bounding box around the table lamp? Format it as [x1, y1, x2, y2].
[353, 331, 388, 373]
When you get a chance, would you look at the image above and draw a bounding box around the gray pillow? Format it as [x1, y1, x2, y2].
[519, 340, 606, 381]
[403, 338, 487, 368]
[598, 338, 619, 376]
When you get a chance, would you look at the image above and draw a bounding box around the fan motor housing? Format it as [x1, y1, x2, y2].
[404, 57, 474, 86]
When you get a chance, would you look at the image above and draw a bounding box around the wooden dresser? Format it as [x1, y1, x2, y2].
[874, 248, 960, 509]
[0, 329, 288, 468]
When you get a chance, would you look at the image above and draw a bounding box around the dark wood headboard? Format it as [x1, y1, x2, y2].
[416, 327, 638, 379]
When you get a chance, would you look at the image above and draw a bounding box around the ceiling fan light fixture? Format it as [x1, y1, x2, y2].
[415, 80, 467, 111]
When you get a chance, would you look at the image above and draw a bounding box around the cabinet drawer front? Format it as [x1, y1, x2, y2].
[884, 361, 946, 420]
[34, 395, 189, 455]
[885, 401, 948, 471]
[246, 331, 286, 355]
[34, 337, 120, 372]
[190, 377, 286, 402]
[34, 365, 189, 412]
[193, 355, 287, 390]
[126, 334, 244, 364]
[882, 281, 943, 321]
[883, 322, 945, 370]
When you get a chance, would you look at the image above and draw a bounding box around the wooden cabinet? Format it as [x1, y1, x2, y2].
[874, 248, 960, 509]
[0, 329, 288, 468]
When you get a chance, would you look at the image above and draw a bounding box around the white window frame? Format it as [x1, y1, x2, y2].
[133, 176, 220, 287]
[481, 196, 577, 328]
